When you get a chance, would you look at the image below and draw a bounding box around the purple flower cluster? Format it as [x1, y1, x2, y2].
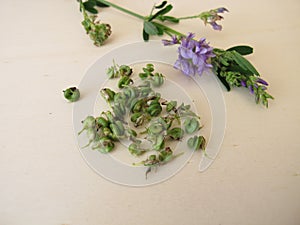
[163, 33, 215, 76]
[200, 7, 228, 31]
[241, 77, 269, 94]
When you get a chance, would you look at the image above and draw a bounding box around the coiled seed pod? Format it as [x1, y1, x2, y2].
[147, 103, 162, 117]
[167, 127, 184, 140]
[184, 117, 200, 134]
[96, 116, 109, 128]
[151, 73, 164, 87]
[118, 76, 133, 89]
[100, 88, 115, 103]
[187, 135, 206, 150]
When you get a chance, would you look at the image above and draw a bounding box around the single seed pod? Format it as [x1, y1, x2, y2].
[119, 65, 133, 76]
[151, 73, 164, 87]
[78, 116, 96, 135]
[118, 76, 132, 89]
[110, 121, 125, 137]
[148, 122, 164, 135]
[187, 135, 206, 150]
[128, 142, 146, 156]
[131, 112, 143, 123]
[184, 117, 200, 134]
[147, 103, 162, 117]
[63, 87, 80, 102]
[98, 137, 115, 153]
[167, 127, 184, 140]
[100, 88, 115, 102]
[166, 101, 177, 112]
[95, 116, 109, 128]
[153, 134, 165, 151]
[131, 99, 145, 113]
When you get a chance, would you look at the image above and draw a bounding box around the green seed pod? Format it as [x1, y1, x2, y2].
[113, 102, 126, 119]
[96, 137, 115, 153]
[63, 87, 80, 102]
[110, 121, 125, 137]
[153, 134, 165, 151]
[95, 116, 109, 128]
[151, 73, 164, 87]
[140, 87, 153, 97]
[187, 135, 206, 151]
[131, 99, 145, 113]
[184, 117, 200, 134]
[125, 128, 137, 138]
[106, 65, 119, 79]
[167, 127, 184, 140]
[148, 122, 164, 135]
[119, 65, 133, 76]
[100, 88, 115, 102]
[128, 142, 146, 156]
[158, 147, 173, 162]
[147, 103, 162, 117]
[118, 76, 132, 89]
[166, 101, 177, 112]
[102, 111, 114, 123]
[131, 112, 143, 123]
[78, 116, 96, 135]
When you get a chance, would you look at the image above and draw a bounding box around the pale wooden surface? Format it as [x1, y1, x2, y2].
[0, 0, 299, 224]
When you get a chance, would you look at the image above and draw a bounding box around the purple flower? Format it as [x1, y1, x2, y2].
[162, 35, 180, 46]
[240, 80, 247, 87]
[200, 7, 228, 31]
[173, 33, 215, 76]
[256, 77, 269, 86]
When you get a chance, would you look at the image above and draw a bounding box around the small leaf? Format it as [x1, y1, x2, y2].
[226, 45, 253, 55]
[83, 0, 98, 14]
[143, 29, 149, 41]
[149, 4, 173, 21]
[155, 1, 168, 9]
[143, 21, 159, 35]
[95, 0, 109, 7]
[231, 51, 260, 76]
[157, 15, 179, 23]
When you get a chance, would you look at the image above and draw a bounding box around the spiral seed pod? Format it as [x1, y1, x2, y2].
[166, 101, 177, 112]
[184, 117, 200, 134]
[96, 116, 109, 128]
[147, 103, 162, 117]
[110, 120, 125, 137]
[187, 135, 206, 150]
[119, 65, 133, 76]
[167, 127, 184, 140]
[78, 116, 96, 135]
[131, 99, 145, 113]
[118, 76, 133, 89]
[95, 136, 115, 153]
[128, 142, 146, 156]
[148, 122, 164, 135]
[102, 111, 114, 123]
[100, 88, 115, 103]
[151, 73, 164, 87]
[153, 134, 165, 151]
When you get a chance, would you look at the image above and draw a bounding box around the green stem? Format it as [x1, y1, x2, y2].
[177, 15, 200, 20]
[153, 22, 186, 37]
[97, 0, 145, 20]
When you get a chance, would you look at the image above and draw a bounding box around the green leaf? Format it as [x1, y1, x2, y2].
[157, 15, 179, 23]
[143, 29, 149, 41]
[155, 1, 168, 9]
[231, 51, 260, 76]
[143, 21, 159, 35]
[83, 0, 98, 14]
[216, 73, 231, 91]
[95, 0, 109, 7]
[226, 45, 253, 55]
[149, 4, 173, 21]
